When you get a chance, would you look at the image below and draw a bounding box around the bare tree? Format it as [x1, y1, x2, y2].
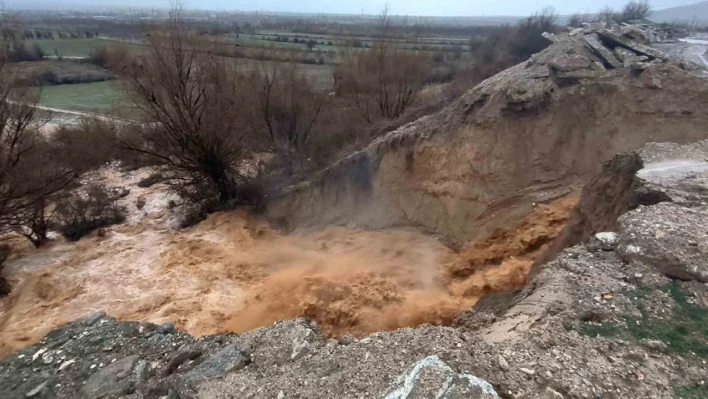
[0, 56, 78, 247]
[621, 0, 652, 22]
[113, 7, 256, 207]
[337, 7, 430, 124]
[598, 6, 620, 23]
[248, 63, 324, 172]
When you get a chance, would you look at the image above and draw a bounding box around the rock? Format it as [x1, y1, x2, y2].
[385, 355, 500, 399]
[648, 76, 662, 89]
[583, 34, 623, 69]
[277, 390, 285, 399]
[182, 345, 249, 386]
[157, 322, 175, 334]
[582, 22, 606, 35]
[548, 54, 592, 72]
[641, 340, 668, 351]
[613, 47, 638, 66]
[542, 32, 558, 43]
[595, 232, 619, 250]
[621, 25, 651, 44]
[569, 27, 584, 36]
[596, 29, 669, 61]
[519, 367, 536, 376]
[57, 359, 75, 371]
[291, 339, 311, 361]
[338, 335, 357, 346]
[619, 203, 708, 282]
[133, 360, 149, 382]
[165, 349, 202, 375]
[498, 355, 510, 371]
[25, 381, 48, 398]
[82, 355, 140, 399]
[543, 387, 565, 399]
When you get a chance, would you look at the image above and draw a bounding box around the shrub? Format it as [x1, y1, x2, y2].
[87, 46, 109, 68]
[620, 0, 652, 22]
[337, 41, 431, 123]
[51, 118, 137, 172]
[112, 10, 260, 211]
[54, 183, 126, 241]
[513, 7, 558, 62]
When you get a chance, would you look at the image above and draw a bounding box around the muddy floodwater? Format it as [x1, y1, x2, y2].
[0, 168, 576, 357]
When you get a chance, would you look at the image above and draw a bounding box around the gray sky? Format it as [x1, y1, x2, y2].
[8, 0, 701, 17]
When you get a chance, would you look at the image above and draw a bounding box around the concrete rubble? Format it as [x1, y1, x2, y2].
[542, 20, 675, 79]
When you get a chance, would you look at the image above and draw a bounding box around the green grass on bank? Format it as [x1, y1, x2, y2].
[31, 38, 144, 58]
[40, 81, 124, 115]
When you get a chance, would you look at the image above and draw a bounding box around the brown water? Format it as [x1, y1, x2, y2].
[0, 175, 576, 357]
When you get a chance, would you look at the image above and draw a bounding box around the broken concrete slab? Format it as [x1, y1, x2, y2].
[597, 29, 669, 61]
[614, 47, 639, 67]
[548, 54, 593, 72]
[622, 25, 651, 44]
[542, 32, 559, 43]
[584, 34, 623, 69]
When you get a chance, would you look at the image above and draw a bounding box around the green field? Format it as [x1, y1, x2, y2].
[40, 81, 124, 114]
[31, 38, 144, 58]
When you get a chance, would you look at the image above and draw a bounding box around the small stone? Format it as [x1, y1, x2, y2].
[32, 348, 46, 362]
[157, 323, 175, 334]
[498, 355, 510, 371]
[58, 359, 75, 371]
[291, 340, 311, 361]
[277, 391, 285, 399]
[543, 387, 565, 399]
[519, 367, 536, 376]
[25, 381, 47, 398]
[594, 232, 619, 250]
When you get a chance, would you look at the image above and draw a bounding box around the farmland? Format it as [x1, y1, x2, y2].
[39, 81, 126, 115]
[31, 38, 145, 58]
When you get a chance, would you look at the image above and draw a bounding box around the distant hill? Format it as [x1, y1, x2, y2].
[650, 1, 708, 25]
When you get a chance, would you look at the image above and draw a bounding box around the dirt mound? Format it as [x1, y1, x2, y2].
[268, 25, 708, 247]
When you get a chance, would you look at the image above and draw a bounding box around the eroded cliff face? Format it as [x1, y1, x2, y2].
[268, 48, 708, 245]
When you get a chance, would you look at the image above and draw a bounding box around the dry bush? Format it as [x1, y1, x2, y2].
[245, 62, 325, 173]
[51, 118, 133, 172]
[0, 58, 79, 248]
[87, 45, 109, 68]
[513, 8, 558, 62]
[621, 0, 652, 22]
[568, 13, 594, 27]
[112, 11, 258, 210]
[54, 183, 126, 241]
[336, 43, 431, 124]
[598, 7, 621, 23]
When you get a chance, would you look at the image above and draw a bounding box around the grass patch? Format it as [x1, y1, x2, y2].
[674, 385, 708, 399]
[579, 282, 708, 358]
[40, 81, 123, 114]
[31, 38, 144, 58]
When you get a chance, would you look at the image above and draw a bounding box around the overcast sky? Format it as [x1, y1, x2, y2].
[8, 0, 702, 16]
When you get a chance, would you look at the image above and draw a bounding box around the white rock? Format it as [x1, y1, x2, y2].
[58, 359, 75, 371]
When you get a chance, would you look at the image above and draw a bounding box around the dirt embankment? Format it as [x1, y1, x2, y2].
[268, 51, 708, 247]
